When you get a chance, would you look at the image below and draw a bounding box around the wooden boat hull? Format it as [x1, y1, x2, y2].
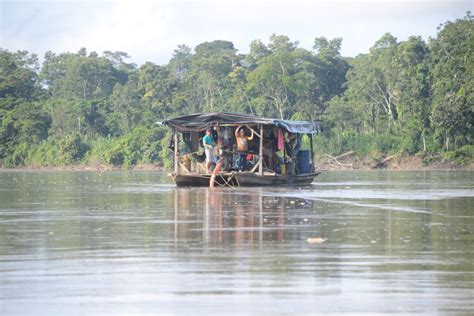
[171, 172, 320, 187]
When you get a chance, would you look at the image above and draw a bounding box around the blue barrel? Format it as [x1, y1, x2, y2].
[296, 150, 312, 174]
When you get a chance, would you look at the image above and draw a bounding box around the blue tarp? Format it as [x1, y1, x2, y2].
[162, 112, 322, 134]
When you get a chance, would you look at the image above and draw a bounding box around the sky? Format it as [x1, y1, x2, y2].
[1, 0, 472, 66]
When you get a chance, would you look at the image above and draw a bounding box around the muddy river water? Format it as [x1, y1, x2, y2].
[1, 170, 473, 315]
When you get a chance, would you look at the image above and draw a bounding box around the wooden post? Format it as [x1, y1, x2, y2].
[174, 130, 179, 174]
[309, 133, 314, 172]
[259, 124, 263, 175]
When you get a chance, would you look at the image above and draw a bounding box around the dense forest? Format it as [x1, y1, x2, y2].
[1, 13, 472, 168]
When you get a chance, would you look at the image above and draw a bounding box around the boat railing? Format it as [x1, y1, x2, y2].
[175, 149, 268, 175]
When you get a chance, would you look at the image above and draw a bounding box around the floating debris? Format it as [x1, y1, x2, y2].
[306, 237, 327, 244]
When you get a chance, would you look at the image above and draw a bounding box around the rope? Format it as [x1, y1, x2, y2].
[211, 171, 239, 188]
[217, 172, 236, 188]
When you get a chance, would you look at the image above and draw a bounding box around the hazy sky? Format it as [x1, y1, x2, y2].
[1, 0, 471, 65]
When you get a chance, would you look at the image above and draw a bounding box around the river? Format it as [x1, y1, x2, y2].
[1, 170, 473, 315]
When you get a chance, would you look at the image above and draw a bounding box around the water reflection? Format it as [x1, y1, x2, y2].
[172, 188, 316, 247]
[0, 171, 473, 315]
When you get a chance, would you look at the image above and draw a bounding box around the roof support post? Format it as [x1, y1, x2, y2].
[174, 130, 179, 174]
[259, 124, 263, 175]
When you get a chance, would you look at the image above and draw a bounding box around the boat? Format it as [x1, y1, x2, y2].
[161, 112, 322, 187]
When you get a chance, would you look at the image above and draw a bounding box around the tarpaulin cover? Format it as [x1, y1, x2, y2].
[162, 112, 322, 134]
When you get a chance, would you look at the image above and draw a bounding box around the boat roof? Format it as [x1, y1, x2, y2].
[162, 112, 322, 134]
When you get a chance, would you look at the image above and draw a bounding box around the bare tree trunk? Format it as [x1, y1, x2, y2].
[278, 104, 284, 120]
[83, 80, 87, 100]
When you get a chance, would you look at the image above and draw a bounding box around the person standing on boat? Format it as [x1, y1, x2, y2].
[235, 125, 255, 171]
[203, 128, 215, 174]
[210, 145, 232, 188]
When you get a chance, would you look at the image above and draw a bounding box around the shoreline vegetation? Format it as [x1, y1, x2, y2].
[1, 13, 472, 170]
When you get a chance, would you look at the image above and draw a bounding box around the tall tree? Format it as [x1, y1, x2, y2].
[429, 12, 473, 149]
[0, 49, 49, 164]
[40, 49, 126, 137]
[394, 36, 431, 152]
[187, 40, 239, 112]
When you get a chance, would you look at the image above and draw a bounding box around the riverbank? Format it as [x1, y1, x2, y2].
[1, 155, 472, 172]
[0, 163, 163, 172]
[316, 153, 473, 171]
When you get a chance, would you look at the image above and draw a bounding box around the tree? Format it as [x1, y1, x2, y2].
[40, 49, 128, 137]
[186, 40, 239, 112]
[244, 39, 271, 69]
[107, 72, 143, 136]
[168, 45, 192, 81]
[138, 62, 175, 122]
[246, 49, 295, 119]
[0, 49, 49, 165]
[394, 36, 431, 152]
[429, 12, 473, 149]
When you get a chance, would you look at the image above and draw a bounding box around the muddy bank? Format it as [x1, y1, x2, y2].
[316, 153, 473, 171]
[0, 163, 164, 172]
[1, 156, 472, 172]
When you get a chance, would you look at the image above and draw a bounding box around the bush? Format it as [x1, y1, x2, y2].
[100, 126, 166, 167]
[26, 141, 58, 166]
[442, 145, 474, 166]
[56, 133, 89, 164]
[313, 132, 404, 158]
[83, 137, 116, 165]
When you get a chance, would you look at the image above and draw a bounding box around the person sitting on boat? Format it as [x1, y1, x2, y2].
[210, 145, 232, 188]
[284, 133, 302, 175]
[235, 125, 255, 171]
[203, 128, 215, 174]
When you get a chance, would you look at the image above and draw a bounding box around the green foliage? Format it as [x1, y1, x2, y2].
[429, 13, 473, 149]
[21, 134, 88, 166]
[101, 126, 165, 168]
[26, 141, 59, 166]
[441, 145, 474, 166]
[0, 13, 472, 168]
[56, 133, 89, 164]
[313, 132, 403, 158]
[159, 130, 174, 168]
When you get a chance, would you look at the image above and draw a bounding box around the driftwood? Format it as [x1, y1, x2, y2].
[334, 151, 355, 160]
[371, 155, 394, 169]
[323, 151, 355, 169]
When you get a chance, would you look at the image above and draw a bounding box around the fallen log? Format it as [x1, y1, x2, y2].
[335, 151, 355, 160]
[371, 155, 395, 169]
[323, 153, 354, 168]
